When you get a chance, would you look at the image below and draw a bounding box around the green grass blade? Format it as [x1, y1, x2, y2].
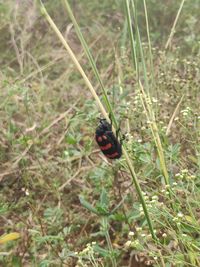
[124, 0, 139, 81]
[62, 0, 118, 128]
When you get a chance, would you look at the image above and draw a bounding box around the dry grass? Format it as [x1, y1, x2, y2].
[0, 1, 199, 266]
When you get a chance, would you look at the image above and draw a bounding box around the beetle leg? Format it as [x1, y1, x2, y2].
[116, 128, 120, 139]
[108, 112, 113, 127]
[120, 134, 125, 144]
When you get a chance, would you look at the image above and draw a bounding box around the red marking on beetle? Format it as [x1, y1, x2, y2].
[102, 135, 107, 140]
[97, 136, 102, 142]
[106, 152, 119, 158]
[100, 143, 112, 151]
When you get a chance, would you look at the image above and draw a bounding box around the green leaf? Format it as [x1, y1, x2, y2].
[66, 134, 77, 145]
[39, 260, 51, 267]
[110, 196, 126, 214]
[79, 196, 99, 215]
[93, 244, 111, 257]
[96, 205, 109, 216]
[139, 153, 152, 163]
[11, 256, 21, 267]
[100, 188, 109, 207]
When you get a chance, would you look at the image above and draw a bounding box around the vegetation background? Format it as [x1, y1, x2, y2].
[0, 0, 199, 266]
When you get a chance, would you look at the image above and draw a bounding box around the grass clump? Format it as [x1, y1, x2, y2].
[0, 0, 199, 266]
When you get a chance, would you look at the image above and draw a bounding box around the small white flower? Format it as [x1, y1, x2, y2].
[25, 189, 30, 196]
[172, 217, 178, 222]
[177, 212, 184, 218]
[162, 233, 167, 238]
[152, 195, 158, 200]
[128, 231, 135, 237]
[124, 240, 132, 248]
[133, 239, 139, 246]
[152, 98, 158, 103]
[80, 246, 90, 255]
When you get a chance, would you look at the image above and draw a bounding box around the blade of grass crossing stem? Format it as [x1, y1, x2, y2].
[130, 0, 149, 92]
[165, 0, 186, 50]
[116, 16, 131, 134]
[39, 1, 157, 241]
[122, 147, 157, 240]
[120, 18, 128, 57]
[62, 0, 118, 129]
[124, 0, 139, 81]
[39, 1, 109, 122]
[102, 217, 117, 267]
[126, 0, 172, 196]
[115, 52, 131, 134]
[142, 0, 159, 116]
[143, 0, 155, 88]
[139, 81, 173, 199]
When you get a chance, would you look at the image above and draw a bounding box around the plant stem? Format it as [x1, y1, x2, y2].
[39, 0, 157, 241]
[165, 0, 186, 49]
[122, 148, 157, 240]
[102, 217, 117, 267]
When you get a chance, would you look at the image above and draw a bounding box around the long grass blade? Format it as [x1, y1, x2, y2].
[62, 0, 119, 129]
[39, 0, 157, 241]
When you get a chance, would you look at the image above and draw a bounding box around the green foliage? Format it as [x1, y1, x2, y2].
[0, 0, 199, 266]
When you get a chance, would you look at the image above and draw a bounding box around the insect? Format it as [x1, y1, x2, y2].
[95, 119, 122, 159]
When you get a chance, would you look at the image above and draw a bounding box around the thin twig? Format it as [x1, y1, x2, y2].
[166, 95, 184, 136]
[40, 100, 79, 136]
[58, 166, 92, 191]
[165, 0, 186, 49]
